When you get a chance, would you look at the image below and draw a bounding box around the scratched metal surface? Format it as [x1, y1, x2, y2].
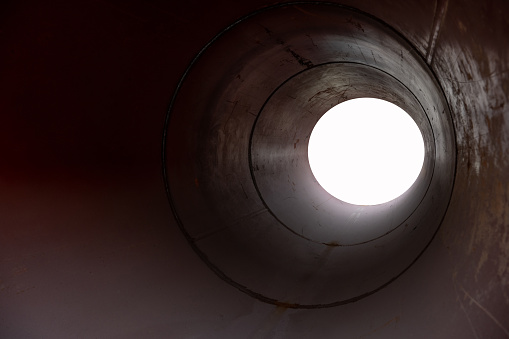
[0, 0, 507, 338]
[164, 3, 455, 307]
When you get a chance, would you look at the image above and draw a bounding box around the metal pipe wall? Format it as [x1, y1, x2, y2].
[1, 0, 508, 338]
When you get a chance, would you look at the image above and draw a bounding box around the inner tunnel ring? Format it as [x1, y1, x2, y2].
[163, 2, 456, 308]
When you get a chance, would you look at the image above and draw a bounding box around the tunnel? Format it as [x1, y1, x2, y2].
[1, 0, 508, 338]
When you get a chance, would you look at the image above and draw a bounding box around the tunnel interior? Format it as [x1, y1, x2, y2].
[164, 3, 457, 308]
[1, 0, 509, 338]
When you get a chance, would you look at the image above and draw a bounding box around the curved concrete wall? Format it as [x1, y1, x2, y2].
[1, 0, 508, 338]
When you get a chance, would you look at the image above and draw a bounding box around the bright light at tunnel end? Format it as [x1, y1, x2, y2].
[308, 98, 425, 206]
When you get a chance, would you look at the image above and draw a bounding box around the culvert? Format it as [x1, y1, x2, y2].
[164, 3, 456, 308]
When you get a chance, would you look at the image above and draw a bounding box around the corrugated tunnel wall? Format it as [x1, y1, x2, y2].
[0, 0, 508, 338]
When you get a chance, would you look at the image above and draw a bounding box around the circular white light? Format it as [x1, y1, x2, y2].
[308, 98, 425, 205]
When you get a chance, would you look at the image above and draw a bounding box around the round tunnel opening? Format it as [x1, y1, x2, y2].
[165, 2, 456, 307]
[308, 98, 425, 206]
